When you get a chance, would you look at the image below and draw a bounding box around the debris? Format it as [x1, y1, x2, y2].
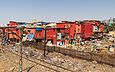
[92, 61, 97, 64]
[109, 47, 115, 53]
[8, 67, 15, 72]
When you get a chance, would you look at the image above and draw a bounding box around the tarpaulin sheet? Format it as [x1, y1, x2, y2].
[27, 33, 34, 41]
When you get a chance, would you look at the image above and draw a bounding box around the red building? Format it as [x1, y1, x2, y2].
[99, 23, 105, 32]
[81, 20, 105, 39]
[81, 21, 93, 39]
[46, 28, 57, 45]
[6, 21, 28, 42]
[7, 21, 21, 42]
[7, 21, 18, 27]
[34, 28, 44, 39]
[56, 21, 70, 45]
[68, 22, 76, 39]
[57, 21, 78, 39]
[5, 20, 105, 45]
[56, 21, 79, 45]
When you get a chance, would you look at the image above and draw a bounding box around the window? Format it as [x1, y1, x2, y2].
[74, 30, 76, 32]
[78, 29, 80, 32]
[71, 35, 72, 37]
[57, 29, 60, 32]
[27, 30, 31, 33]
[71, 25, 72, 27]
[36, 30, 42, 33]
[53, 29, 55, 31]
[62, 36, 64, 38]
[39, 34, 41, 36]
[16, 29, 18, 31]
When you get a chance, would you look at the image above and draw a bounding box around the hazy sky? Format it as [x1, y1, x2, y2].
[0, 0, 115, 25]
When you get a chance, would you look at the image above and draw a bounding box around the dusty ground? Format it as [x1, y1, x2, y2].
[0, 45, 115, 72]
[0, 48, 55, 72]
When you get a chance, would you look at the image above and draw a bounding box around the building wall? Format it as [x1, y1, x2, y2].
[99, 24, 105, 32]
[35, 29, 44, 39]
[6, 21, 20, 40]
[56, 21, 70, 28]
[46, 28, 57, 45]
[69, 23, 76, 39]
[7, 21, 18, 27]
[81, 22, 93, 38]
[6, 20, 106, 45]
[76, 24, 81, 34]
[26, 28, 36, 34]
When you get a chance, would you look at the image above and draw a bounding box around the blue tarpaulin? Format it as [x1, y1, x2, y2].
[27, 33, 34, 41]
[36, 28, 43, 31]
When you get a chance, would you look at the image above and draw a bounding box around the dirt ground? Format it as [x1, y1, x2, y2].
[0, 45, 115, 72]
[0, 48, 55, 72]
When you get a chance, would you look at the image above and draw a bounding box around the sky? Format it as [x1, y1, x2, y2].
[0, 0, 115, 25]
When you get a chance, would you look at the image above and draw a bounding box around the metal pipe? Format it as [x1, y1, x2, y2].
[44, 26, 47, 57]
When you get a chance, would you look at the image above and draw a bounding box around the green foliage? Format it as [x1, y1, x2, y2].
[108, 23, 115, 31]
[108, 26, 113, 31]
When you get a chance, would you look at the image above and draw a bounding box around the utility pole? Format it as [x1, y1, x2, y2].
[18, 26, 23, 72]
[44, 26, 47, 57]
[74, 32, 76, 46]
[113, 24, 115, 42]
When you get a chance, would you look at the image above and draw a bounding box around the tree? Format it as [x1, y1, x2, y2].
[108, 23, 115, 31]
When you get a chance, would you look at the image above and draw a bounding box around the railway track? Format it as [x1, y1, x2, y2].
[3, 46, 75, 72]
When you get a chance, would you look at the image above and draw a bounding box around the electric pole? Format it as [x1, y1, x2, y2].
[18, 26, 23, 72]
[44, 26, 47, 57]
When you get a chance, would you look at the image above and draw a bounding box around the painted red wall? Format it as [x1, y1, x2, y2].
[81, 22, 93, 38]
[46, 28, 57, 45]
[7, 28, 20, 39]
[100, 24, 105, 32]
[57, 21, 77, 39]
[26, 28, 36, 34]
[35, 29, 44, 39]
[56, 21, 70, 28]
[76, 24, 81, 34]
[7, 21, 18, 27]
[69, 23, 76, 39]
[7, 21, 19, 39]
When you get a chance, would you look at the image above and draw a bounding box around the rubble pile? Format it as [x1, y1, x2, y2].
[0, 45, 115, 72]
[0, 33, 115, 72]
